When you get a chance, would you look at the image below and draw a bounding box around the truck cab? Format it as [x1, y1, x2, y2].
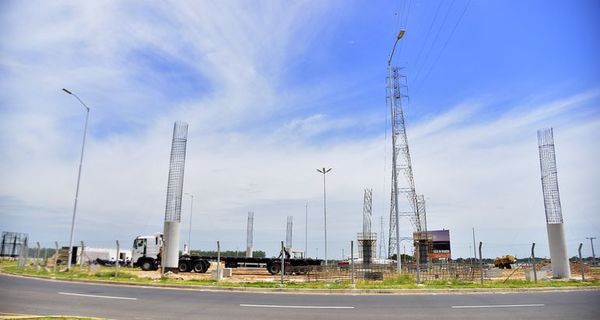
[131, 233, 163, 271]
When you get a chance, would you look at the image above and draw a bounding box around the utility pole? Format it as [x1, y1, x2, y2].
[184, 193, 194, 254]
[316, 167, 332, 266]
[586, 237, 596, 266]
[472, 228, 477, 261]
[305, 202, 308, 258]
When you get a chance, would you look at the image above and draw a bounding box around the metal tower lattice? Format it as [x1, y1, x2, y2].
[379, 216, 386, 259]
[416, 195, 427, 234]
[286, 216, 293, 249]
[246, 212, 254, 257]
[387, 67, 423, 259]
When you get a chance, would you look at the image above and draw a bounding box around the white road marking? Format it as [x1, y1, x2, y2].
[452, 304, 544, 309]
[240, 304, 354, 309]
[58, 292, 137, 300]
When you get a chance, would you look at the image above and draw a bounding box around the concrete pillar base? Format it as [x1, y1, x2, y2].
[163, 267, 179, 274]
[163, 221, 181, 271]
[547, 223, 571, 279]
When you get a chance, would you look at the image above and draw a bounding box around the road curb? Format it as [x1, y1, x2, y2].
[2, 270, 599, 295]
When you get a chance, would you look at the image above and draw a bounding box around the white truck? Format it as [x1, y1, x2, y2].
[131, 233, 165, 271]
[131, 233, 321, 274]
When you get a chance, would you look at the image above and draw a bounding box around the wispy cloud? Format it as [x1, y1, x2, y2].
[0, 1, 598, 260]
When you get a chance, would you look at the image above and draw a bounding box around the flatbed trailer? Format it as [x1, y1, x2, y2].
[178, 254, 322, 275]
[131, 234, 322, 274]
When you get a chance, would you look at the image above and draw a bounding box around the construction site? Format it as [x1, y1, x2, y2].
[3, 29, 598, 287]
[2, 27, 598, 289]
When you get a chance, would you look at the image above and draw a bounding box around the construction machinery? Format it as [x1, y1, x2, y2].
[494, 255, 516, 269]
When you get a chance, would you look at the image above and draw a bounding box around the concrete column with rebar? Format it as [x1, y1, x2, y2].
[537, 128, 570, 279]
[162, 121, 188, 273]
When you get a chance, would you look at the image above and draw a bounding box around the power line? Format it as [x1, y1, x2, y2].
[411, 0, 457, 88]
[413, 0, 472, 97]
[396, 0, 414, 60]
[410, 0, 444, 81]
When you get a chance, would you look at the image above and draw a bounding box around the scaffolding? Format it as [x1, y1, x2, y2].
[358, 189, 376, 264]
[413, 195, 431, 263]
[0, 232, 28, 257]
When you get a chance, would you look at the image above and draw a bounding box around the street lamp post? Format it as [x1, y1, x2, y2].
[184, 193, 194, 254]
[305, 202, 308, 258]
[62, 88, 90, 272]
[316, 167, 332, 266]
[388, 29, 405, 272]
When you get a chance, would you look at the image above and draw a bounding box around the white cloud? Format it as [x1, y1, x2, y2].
[0, 1, 598, 261]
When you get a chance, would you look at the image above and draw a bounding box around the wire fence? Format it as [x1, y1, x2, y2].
[301, 261, 482, 282]
[5, 238, 599, 284]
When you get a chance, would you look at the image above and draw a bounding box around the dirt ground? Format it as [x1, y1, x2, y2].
[490, 261, 600, 281]
[123, 262, 600, 283]
[126, 263, 302, 282]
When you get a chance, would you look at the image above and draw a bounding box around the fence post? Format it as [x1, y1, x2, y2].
[531, 242, 537, 283]
[280, 241, 285, 285]
[578, 243, 585, 281]
[80, 241, 85, 269]
[115, 240, 120, 277]
[54, 241, 59, 273]
[217, 241, 221, 282]
[351, 241, 355, 286]
[35, 242, 41, 272]
[24, 237, 29, 268]
[43, 246, 48, 267]
[478, 241, 483, 285]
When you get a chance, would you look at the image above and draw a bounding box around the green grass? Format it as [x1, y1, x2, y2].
[2, 317, 101, 320]
[2, 263, 598, 290]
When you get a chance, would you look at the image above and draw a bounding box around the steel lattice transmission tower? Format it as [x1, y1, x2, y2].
[387, 65, 424, 261]
[379, 216, 386, 259]
[246, 212, 254, 258]
[537, 128, 570, 278]
[417, 195, 427, 234]
[286, 216, 293, 250]
[163, 121, 188, 272]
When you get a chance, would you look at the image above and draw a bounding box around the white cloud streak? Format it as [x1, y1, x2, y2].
[0, 1, 598, 260]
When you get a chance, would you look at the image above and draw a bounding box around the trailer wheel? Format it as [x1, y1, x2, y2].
[193, 260, 208, 273]
[140, 259, 155, 271]
[267, 262, 281, 275]
[178, 260, 191, 272]
[505, 264, 512, 269]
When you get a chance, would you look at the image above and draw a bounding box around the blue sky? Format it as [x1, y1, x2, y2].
[0, 0, 599, 260]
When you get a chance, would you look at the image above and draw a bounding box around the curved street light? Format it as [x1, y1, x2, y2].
[62, 88, 90, 271]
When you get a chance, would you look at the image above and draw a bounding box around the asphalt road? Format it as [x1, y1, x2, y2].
[1, 274, 599, 320]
